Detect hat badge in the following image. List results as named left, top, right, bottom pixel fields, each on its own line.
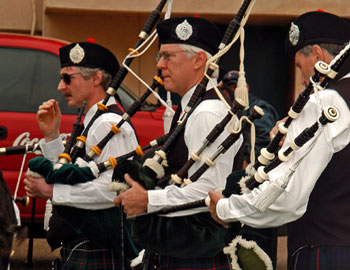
left=175, top=19, right=193, bottom=41
left=289, top=22, right=300, bottom=46
left=69, top=43, right=85, bottom=64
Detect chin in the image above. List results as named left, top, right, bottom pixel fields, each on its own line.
left=67, top=101, right=77, bottom=108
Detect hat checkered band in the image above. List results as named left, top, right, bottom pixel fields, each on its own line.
left=289, top=22, right=300, bottom=46
left=175, top=19, right=193, bottom=41
left=69, top=43, right=85, bottom=64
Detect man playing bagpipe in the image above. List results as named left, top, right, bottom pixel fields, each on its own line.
left=208, top=10, right=350, bottom=270
left=114, top=16, right=243, bottom=270
left=24, top=41, right=139, bottom=269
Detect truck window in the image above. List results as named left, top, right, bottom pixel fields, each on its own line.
left=0, top=47, right=76, bottom=114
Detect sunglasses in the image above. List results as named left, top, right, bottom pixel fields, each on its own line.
left=60, top=72, right=81, bottom=85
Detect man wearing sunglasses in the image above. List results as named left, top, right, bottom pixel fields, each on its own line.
left=24, top=41, right=139, bottom=269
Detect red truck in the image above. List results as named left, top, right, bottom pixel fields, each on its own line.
left=0, top=32, right=166, bottom=225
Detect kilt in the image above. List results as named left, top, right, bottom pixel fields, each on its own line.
left=60, top=240, right=124, bottom=270
left=143, top=251, right=232, bottom=270
left=288, top=245, right=350, bottom=270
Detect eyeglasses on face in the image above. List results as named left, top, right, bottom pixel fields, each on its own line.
left=60, top=72, right=81, bottom=85
left=155, top=50, right=185, bottom=62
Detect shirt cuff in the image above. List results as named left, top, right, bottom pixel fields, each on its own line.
left=39, top=137, right=64, bottom=160
left=216, top=198, right=232, bottom=222
left=147, top=189, right=168, bottom=212
left=52, top=183, right=71, bottom=205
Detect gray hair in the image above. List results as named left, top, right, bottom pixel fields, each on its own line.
left=78, top=67, right=113, bottom=90
left=178, top=44, right=219, bottom=78
left=298, top=43, right=345, bottom=57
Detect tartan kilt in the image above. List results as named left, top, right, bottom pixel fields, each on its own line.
left=61, top=240, right=126, bottom=270
left=288, top=245, right=350, bottom=270
left=149, top=251, right=232, bottom=270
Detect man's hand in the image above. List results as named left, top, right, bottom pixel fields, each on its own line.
left=269, top=116, right=288, bottom=147
left=23, top=173, right=53, bottom=200
left=208, top=190, right=228, bottom=228
left=37, top=99, right=61, bottom=142
left=114, top=174, right=148, bottom=216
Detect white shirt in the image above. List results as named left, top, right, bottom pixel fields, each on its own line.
left=216, top=86, right=350, bottom=227
left=40, top=97, right=138, bottom=210
left=148, top=83, right=243, bottom=216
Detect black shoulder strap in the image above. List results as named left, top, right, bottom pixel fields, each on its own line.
left=329, top=77, right=350, bottom=108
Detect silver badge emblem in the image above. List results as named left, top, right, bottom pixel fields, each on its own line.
left=175, top=20, right=193, bottom=41
left=289, top=22, right=300, bottom=46
left=69, top=43, right=85, bottom=64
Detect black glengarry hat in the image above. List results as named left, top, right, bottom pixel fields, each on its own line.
left=285, top=10, right=350, bottom=56
left=59, top=41, right=120, bottom=77
left=156, top=16, right=222, bottom=56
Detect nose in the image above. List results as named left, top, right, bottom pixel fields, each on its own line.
left=57, top=79, right=66, bottom=91
left=156, top=57, right=166, bottom=70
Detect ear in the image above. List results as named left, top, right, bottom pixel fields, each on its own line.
left=92, top=71, right=103, bottom=87
left=193, top=51, right=207, bottom=70
left=311, top=45, right=325, bottom=62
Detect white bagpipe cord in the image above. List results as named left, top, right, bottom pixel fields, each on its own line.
left=13, top=136, right=30, bottom=201
left=204, top=0, right=256, bottom=87
left=206, top=13, right=257, bottom=164
left=205, top=0, right=254, bottom=129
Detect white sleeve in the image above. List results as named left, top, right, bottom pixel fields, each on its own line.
left=216, top=90, right=350, bottom=227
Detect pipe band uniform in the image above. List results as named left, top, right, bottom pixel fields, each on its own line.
left=25, top=40, right=141, bottom=269
left=210, top=10, right=350, bottom=270
left=111, top=9, right=260, bottom=269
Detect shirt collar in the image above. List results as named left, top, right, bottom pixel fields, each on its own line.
left=180, top=79, right=217, bottom=113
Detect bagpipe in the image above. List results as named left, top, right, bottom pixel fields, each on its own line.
left=173, top=105, right=263, bottom=187
left=223, top=41, right=350, bottom=197
left=110, top=0, right=256, bottom=191
left=169, top=96, right=248, bottom=186
left=133, top=104, right=339, bottom=215
left=0, top=143, right=42, bottom=156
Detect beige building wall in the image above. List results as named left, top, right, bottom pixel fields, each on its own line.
left=1, top=0, right=349, bottom=102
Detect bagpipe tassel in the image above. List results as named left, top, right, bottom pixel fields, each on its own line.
left=252, top=175, right=289, bottom=212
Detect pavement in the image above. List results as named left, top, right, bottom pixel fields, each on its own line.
left=10, top=238, right=60, bottom=270
left=9, top=237, right=288, bottom=270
